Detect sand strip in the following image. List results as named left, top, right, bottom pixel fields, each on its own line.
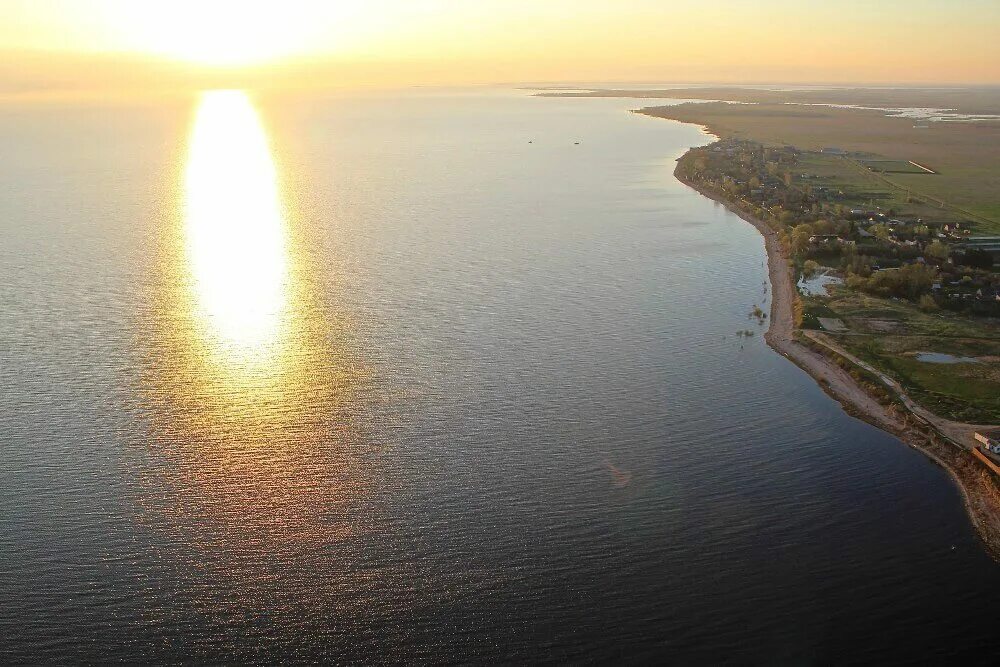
left=674, top=160, right=1000, bottom=559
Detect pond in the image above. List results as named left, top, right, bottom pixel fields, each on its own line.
left=915, top=352, right=981, bottom=364
left=797, top=269, right=843, bottom=296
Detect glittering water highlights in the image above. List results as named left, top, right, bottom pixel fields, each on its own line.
left=135, top=91, right=373, bottom=587
left=1, top=88, right=998, bottom=664
left=183, top=90, right=289, bottom=356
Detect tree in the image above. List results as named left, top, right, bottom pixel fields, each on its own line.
left=846, top=273, right=868, bottom=290
left=870, top=223, right=891, bottom=241
left=791, top=224, right=813, bottom=255
left=802, top=260, right=820, bottom=278
left=846, top=253, right=877, bottom=277
left=812, top=219, right=833, bottom=235
left=925, top=240, right=950, bottom=261
left=851, top=263, right=938, bottom=300
left=918, top=294, right=939, bottom=312
left=898, top=263, right=939, bottom=299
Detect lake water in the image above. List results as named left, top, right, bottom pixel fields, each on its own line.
left=1, top=88, right=998, bottom=663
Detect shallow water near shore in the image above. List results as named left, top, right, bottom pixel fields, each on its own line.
left=1, top=88, right=998, bottom=663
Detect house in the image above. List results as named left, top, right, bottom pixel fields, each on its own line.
left=975, top=287, right=1000, bottom=302
left=809, top=234, right=842, bottom=245
left=975, top=429, right=1000, bottom=456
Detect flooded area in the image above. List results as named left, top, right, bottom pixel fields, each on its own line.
left=797, top=268, right=843, bottom=296
left=915, top=352, right=981, bottom=364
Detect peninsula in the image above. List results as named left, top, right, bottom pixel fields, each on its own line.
left=548, top=88, right=1000, bottom=555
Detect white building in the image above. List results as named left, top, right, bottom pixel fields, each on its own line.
left=974, top=430, right=1000, bottom=455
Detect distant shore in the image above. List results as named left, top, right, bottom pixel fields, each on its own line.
left=671, top=147, right=1000, bottom=560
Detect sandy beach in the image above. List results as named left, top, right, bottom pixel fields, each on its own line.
left=674, top=158, right=1000, bottom=559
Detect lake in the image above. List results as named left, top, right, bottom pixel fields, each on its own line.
left=1, top=87, right=997, bottom=663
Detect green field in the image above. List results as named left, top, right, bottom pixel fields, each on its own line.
left=626, top=91, right=1000, bottom=421
left=639, top=101, right=1000, bottom=231
left=811, top=289, right=1000, bottom=423
left=795, top=153, right=964, bottom=222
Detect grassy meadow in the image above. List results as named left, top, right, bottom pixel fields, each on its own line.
left=806, top=289, right=1000, bottom=423
left=640, top=102, right=1000, bottom=230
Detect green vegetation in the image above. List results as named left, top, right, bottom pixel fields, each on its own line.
left=807, top=288, right=1000, bottom=423
left=846, top=263, right=938, bottom=300
left=675, top=136, right=1000, bottom=424
left=675, top=138, right=999, bottom=316
left=801, top=299, right=838, bottom=330
left=794, top=153, right=964, bottom=223
left=644, top=101, right=1000, bottom=230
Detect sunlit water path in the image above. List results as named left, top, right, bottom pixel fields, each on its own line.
left=1, top=88, right=998, bottom=663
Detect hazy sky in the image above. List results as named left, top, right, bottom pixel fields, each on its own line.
left=2, top=0, right=998, bottom=97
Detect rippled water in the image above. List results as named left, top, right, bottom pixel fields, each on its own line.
left=1, top=88, right=998, bottom=663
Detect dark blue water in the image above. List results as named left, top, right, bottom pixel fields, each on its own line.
left=1, top=88, right=997, bottom=663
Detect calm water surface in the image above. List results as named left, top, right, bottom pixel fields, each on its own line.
left=1, top=88, right=998, bottom=663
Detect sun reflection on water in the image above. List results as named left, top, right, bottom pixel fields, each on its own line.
left=136, top=90, right=377, bottom=588
left=184, top=90, right=288, bottom=360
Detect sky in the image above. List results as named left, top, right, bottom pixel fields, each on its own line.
left=1, top=0, right=999, bottom=98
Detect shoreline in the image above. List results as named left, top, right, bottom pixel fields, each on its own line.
left=672, top=156, right=1000, bottom=560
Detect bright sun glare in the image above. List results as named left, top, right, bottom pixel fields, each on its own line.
left=184, top=90, right=288, bottom=353
left=123, top=1, right=325, bottom=66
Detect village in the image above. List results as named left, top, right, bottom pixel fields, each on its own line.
left=678, top=137, right=1000, bottom=474
left=679, top=139, right=1000, bottom=314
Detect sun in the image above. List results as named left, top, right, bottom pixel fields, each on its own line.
left=120, top=0, right=322, bottom=66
